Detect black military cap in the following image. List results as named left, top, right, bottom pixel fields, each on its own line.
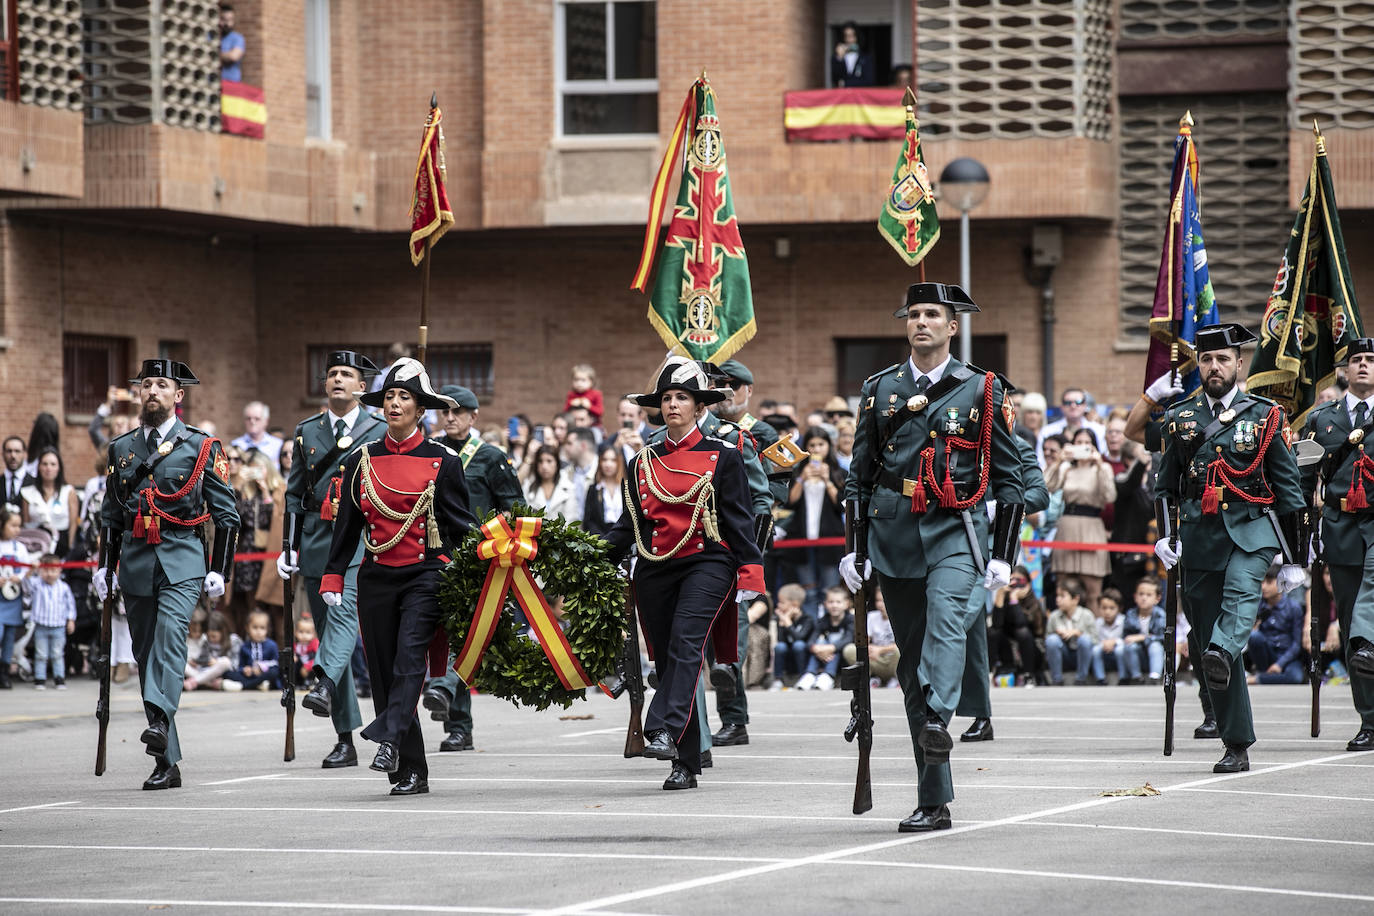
left=440, top=384, right=480, bottom=410
left=1338, top=338, right=1374, bottom=366
left=129, top=358, right=198, bottom=386
left=322, top=350, right=380, bottom=379
left=1194, top=323, right=1258, bottom=354
left=893, top=282, right=980, bottom=318
left=698, top=361, right=733, bottom=385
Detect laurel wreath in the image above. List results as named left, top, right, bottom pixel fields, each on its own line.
left=436, top=505, right=625, bottom=711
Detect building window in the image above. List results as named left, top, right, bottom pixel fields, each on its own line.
left=304, top=0, right=331, bottom=140
left=555, top=1, right=657, bottom=136
left=64, top=334, right=131, bottom=416
left=306, top=344, right=494, bottom=400
left=835, top=337, right=908, bottom=398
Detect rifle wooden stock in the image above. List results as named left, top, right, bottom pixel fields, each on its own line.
left=623, top=582, right=645, bottom=758
left=1157, top=504, right=1180, bottom=758
left=94, top=531, right=117, bottom=776
left=843, top=503, right=874, bottom=815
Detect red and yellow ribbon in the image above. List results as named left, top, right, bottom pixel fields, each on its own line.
left=452, top=516, right=593, bottom=691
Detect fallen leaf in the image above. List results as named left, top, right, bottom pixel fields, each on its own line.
left=560, top=714, right=595, bottom=720
left=976, top=767, right=988, bottom=771
left=1099, top=782, right=1160, bottom=797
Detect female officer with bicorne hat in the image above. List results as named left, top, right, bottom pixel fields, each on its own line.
left=604, top=359, right=765, bottom=790
left=321, top=358, right=475, bottom=795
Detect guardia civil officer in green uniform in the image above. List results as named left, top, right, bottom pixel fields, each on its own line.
left=841, top=282, right=1025, bottom=831
left=1153, top=323, right=1307, bottom=773
left=1298, top=337, right=1374, bottom=752
left=277, top=350, right=387, bottom=768
left=421, top=384, right=522, bottom=752
left=95, top=359, right=239, bottom=790
left=957, top=432, right=1049, bottom=741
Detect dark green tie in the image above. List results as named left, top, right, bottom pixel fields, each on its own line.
left=335, top=418, right=348, bottom=440
left=915, top=375, right=930, bottom=394
left=1211, top=401, right=1222, bottom=421
left=1356, top=402, right=1369, bottom=429
left=147, top=428, right=160, bottom=453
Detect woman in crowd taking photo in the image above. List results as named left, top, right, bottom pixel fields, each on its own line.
left=782, top=427, right=847, bottom=614
left=1045, top=427, right=1115, bottom=612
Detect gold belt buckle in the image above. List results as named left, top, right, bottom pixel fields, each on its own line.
left=901, top=478, right=917, bottom=497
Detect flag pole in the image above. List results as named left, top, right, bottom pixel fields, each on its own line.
left=417, top=90, right=437, bottom=365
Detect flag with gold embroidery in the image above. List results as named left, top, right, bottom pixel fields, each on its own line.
left=878, top=88, right=939, bottom=266
left=631, top=76, right=755, bottom=364
left=1248, top=125, right=1364, bottom=429
left=409, top=98, right=453, bottom=266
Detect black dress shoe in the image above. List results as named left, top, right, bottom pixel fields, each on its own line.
left=917, top=717, right=953, bottom=763
left=709, top=663, right=736, bottom=700
left=321, top=742, right=358, bottom=768
left=1193, top=716, right=1219, bottom=739
left=662, top=762, right=698, bottom=790
left=701, top=749, right=713, bottom=769
left=711, top=723, right=749, bottom=746
left=898, top=804, right=951, bottom=832
left=960, top=718, right=994, bottom=742
left=1201, top=648, right=1233, bottom=690
left=1351, top=645, right=1374, bottom=679
left=389, top=771, right=430, bottom=796
left=370, top=741, right=400, bottom=773
left=643, top=730, right=679, bottom=761
left=439, top=730, right=473, bottom=752
left=302, top=681, right=333, bottom=718
left=1347, top=728, right=1374, bottom=752
left=1213, top=745, right=1250, bottom=773
left=142, top=760, right=181, bottom=790
left=140, top=717, right=169, bottom=755
left=422, top=684, right=453, bottom=721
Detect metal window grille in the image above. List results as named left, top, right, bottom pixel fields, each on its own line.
left=306, top=344, right=494, bottom=401
left=63, top=333, right=130, bottom=416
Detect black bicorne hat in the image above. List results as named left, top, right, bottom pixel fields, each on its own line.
left=1194, top=323, right=1258, bottom=354
left=633, top=360, right=728, bottom=409
left=129, top=358, right=198, bottom=386
left=1338, top=337, right=1374, bottom=367
left=893, top=282, right=980, bottom=318
left=359, top=358, right=457, bottom=411
left=322, top=350, right=380, bottom=379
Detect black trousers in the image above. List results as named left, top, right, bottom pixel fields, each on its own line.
left=357, top=561, right=443, bottom=781
left=634, top=552, right=735, bottom=775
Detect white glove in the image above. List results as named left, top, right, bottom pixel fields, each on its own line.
left=1278, top=564, right=1307, bottom=595
left=1154, top=537, right=1179, bottom=571
left=275, top=549, right=299, bottom=580
left=983, top=559, right=1012, bottom=591
left=1145, top=369, right=1185, bottom=406
left=203, top=571, right=225, bottom=599
left=839, top=552, right=872, bottom=593
left=93, top=568, right=116, bottom=602
left=737, top=589, right=761, bottom=604
left=322, top=591, right=343, bottom=607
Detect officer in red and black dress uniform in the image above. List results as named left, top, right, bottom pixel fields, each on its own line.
left=321, top=358, right=475, bottom=796
left=604, top=361, right=765, bottom=790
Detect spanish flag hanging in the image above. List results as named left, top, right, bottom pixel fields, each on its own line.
left=408, top=95, right=454, bottom=266
left=878, top=88, right=939, bottom=266
left=631, top=74, right=756, bottom=364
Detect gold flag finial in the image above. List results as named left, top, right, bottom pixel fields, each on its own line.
left=1180, top=110, right=1194, bottom=130
left=903, top=86, right=916, bottom=111
left=1314, top=119, right=1327, bottom=156
left=700, top=68, right=707, bottom=83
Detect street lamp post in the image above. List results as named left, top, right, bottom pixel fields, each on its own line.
left=938, top=157, right=990, bottom=364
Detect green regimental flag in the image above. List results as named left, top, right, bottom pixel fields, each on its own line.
left=630, top=76, right=755, bottom=363
left=1248, top=125, right=1365, bottom=430
left=878, top=88, right=940, bottom=265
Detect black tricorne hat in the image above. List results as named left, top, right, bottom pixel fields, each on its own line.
left=1194, top=323, right=1258, bottom=354
left=1337, top=338, right=1374, bottom=367
left=322, top=350, right=380, bottom=379
left=633, top=360, right=728, bottom=409
left=359, top=358, right=457, bottom=411
left=130, top=358, right=198, bottom=386
left=893, top=282, right=980, bottom=318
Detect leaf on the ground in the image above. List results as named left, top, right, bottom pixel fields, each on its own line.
left=1099, top=782, right=1160, bottom=797
left=976, top=767, right=988, bottom=771
left=559, top=714, right=595, bottom=720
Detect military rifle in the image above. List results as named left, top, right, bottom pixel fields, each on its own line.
left=94, top=530, right=119, bottom=776
left=280, top=513, right=304, bottom=763
left=621, top=581, right=646, bottom=758
left=1308, top=514, right=1326, bottom=738
left=840, top=500, right=874, bottom=815
left=1155, top=499, right=1179, bottom=757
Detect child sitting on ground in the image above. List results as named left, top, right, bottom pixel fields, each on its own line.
left=797, top=585, right=855, bottom=690
left=1123, top=578, right=1167, bottom=683
left=563, top=363, right=604, bottom=427
left=28, top=554, right=75, bottom=690
left=1091, top=588, right=1135, bottom=685
left=185, top=611, right=242, bottom=691
left=768, top=584, right=815, bottom=689
left=294, top=614, right=319, bottom=685
left=225, top=609, right=280, bottom=691
left=1045, top=577, right=1097, bottom=685
left=842, top=584, right=899, bottom=687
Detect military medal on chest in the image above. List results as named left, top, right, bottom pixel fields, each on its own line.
left=943, top=407, right=961, bottom=435
left=1234, top=420, right=1256, bottom=453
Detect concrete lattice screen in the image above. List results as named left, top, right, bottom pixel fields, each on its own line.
left=915, top=0, right=1113, bottom=140
left=15, top=0, right=84, bottom=110
left=82, top=0, right=221, bottom=131
left=1119, top=0, right=1285, bottom=40
left=1291, top=0, right=1374, bottom=129
left=1117, top=95, right=1290, bottom=348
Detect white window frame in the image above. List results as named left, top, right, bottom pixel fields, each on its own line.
left=304, top=0, right=332, bottom=141
left=553, top=0, right=658, bottom=140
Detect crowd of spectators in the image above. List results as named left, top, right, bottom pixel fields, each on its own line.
left=0, top=365, right=1347, bottom=699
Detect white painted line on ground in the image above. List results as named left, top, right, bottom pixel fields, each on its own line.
left=1178, top=787, right=1374, bottom=803
left=41, top=804, right=890, bottom=824
left=557, top=726, right=624, bottom=738
left=461, top=751, right=1206, bottom=765
left=0, top=801, right=77, bottom=816
left=1023, top=820, right=1374, bottom=849
left=532, top=749, right=1358, bottom=916
left=1312, top=760, right=1374, bottom=767
left=734, top=732, right=1350, bottom=745
left=837, top=858, right=1374, bottom=903
left=201, top=773, right=288, bottom=786
left=0, top=898, right=641, bottom=915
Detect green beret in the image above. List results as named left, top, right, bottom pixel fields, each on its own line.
left=718, top=359, right=753, bottom=385
left=439, top=385, right=479, bottom=409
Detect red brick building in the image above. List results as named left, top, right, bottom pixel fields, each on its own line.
left=1, top=0, right=1372, bottom=477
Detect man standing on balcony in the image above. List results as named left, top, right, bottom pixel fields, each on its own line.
left=831, top=22, right=876, bottom=88
left=219, top=3, right=245, bottom=83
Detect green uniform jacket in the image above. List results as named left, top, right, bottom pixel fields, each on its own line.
left=1019, top=436, right=1050, bottom=516
left=101, top=421, right=240, bottom=594
left=286, top=410, right=388, bottom=579
left=1300, top=398, right=1374, bottom=566
left=736, top=412, right=788, bottom=505
left=441, top=434, right=522, bottom=520
left=649, top=412, right=772, bottom=516
left=1155, top=391, right=1305, bottom=571
left=844, top=358, right=1024, bottom=579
